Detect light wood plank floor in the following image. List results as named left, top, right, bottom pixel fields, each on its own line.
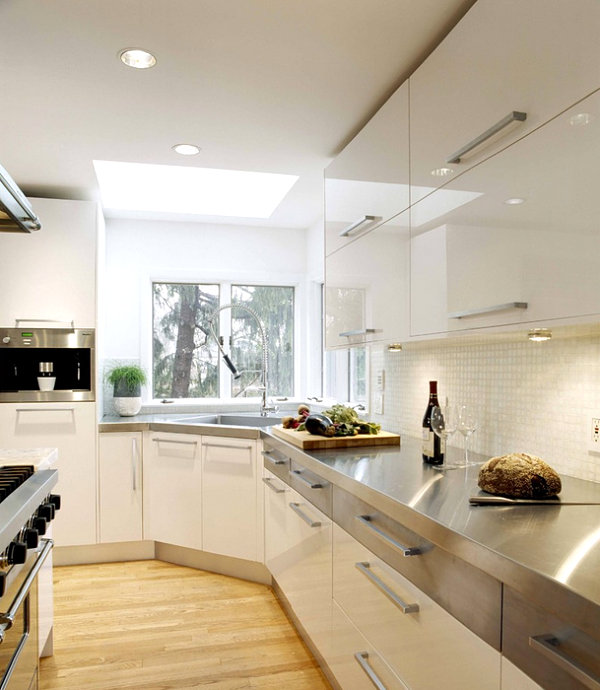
left=39, top=560, right=331, bottom=689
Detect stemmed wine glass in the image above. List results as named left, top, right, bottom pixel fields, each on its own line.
left=430, top=404, right=459, bottom=469
left=457, top=405, right=478, bottom=466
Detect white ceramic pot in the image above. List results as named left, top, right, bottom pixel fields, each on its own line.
left=113, top=396, right=142, bottom=417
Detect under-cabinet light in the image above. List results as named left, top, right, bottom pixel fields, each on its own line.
left=527, top=329, right=552, bottom=342
left=387, top=343, right=403, bottom=351
left=430, top=167, right=454, bottom=177
left=569, top=113, right=594, bottom=127
left=172, top=144, right=201, bottom=156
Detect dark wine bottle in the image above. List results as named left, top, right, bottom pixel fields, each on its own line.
left=422, top=380, right=444, bottom=465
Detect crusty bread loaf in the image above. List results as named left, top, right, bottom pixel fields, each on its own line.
left=478, top=452, right=561, bottom=499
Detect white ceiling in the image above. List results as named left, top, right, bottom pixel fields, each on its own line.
left=0, top=0, right=474, bottom=228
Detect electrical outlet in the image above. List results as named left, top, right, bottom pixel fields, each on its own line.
left=376, top=369, right=385, bottom=392
left=589, top=417, right=600, bottom=453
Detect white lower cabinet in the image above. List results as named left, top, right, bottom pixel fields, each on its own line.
left=0, top=402, right=97, bottom=546
left=143, top=431, right=202, bottom=550
left=263, top=468, right=332, bottom=657
left=501, top=659, right=544, bottom=690
left=98, top=432, right=143, bottom=543
left=332, top=524, right=501, bottom=690
left=201, top=436, right=261, bottom=562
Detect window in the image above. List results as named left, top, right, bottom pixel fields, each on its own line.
left=152, top=282, right=294, bottom=400
left=324, top=347, right=368, bottom=405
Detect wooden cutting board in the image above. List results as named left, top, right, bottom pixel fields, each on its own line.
left=271, top=425, right=401, bottom=450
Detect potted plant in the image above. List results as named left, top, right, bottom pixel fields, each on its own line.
left=106, top=364, right=147, bottom=417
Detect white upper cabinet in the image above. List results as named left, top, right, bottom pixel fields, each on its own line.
left=411, top=89, right=600, bottom=336
left=325, top=82, right=409, bottom=256
left=410, top=0, right=600, bottom=203
left=0, top=198, right=100, bottom=328
left=325, top=211, right=410, bottom=349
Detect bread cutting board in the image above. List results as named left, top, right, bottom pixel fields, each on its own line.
left=271, top=425, right=401, bottom=450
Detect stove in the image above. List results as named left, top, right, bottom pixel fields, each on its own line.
left=0, top=461, right=58, bottom=689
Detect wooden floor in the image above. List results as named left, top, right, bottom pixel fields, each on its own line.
left=39, top=560, right=331, bottom=689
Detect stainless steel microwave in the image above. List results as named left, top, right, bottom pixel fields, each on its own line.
left=0, top=328, right=95, bottom=402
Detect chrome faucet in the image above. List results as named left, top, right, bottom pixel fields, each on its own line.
left=208, top=303, right=278, bottom=416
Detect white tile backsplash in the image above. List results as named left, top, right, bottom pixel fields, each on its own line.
left=369, top=326, right=600, bottom=482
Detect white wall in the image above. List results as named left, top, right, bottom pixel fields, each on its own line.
left=102, top=217, right=315, bottom=398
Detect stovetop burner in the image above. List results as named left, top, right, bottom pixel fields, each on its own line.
left=0, top=466, right=35, bottom=503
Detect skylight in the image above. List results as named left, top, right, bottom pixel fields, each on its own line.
left=93, top=160, right=299, bottom=218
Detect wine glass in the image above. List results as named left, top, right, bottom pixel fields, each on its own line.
left=458, top=405, right=478, bottom=466
left=430, top=405, right=458, bottom=468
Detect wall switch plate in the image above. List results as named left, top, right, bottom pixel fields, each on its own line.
left=589, top=416, right=600, bottom=453
left=376, top=370, right=385, bottom=392
left=374, top=393, right=384, bottom=415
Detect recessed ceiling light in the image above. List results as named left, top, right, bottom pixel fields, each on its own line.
left=528, top=328, right=552, bottom=342
left=569, top=112, right=594, bottom=127
left=430, top=167, right=454, bottom=177
left=119, top=48, right=157, bottom=69
left=504, top=197, right=526, bottom=205
left=172, top=144, right=201, bottom=156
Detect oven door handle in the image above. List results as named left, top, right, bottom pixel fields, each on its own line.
left=0, top=538, right=53, bottom=640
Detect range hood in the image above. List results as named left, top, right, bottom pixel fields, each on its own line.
left=0, top=162, right=41, bottom=233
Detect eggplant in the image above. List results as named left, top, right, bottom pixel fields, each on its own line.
left=304, top=414, right=334, bottom=436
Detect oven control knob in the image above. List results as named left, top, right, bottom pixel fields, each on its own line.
left=7, top=540, right=27, bottom=565
left=38, top=503, right=54, bottom=522
left=49, top=494, right=61, bottom=511
left=1, top=336, right=10, bottom=344
left=23, top=528, right=39, bottom=549
left=33, top=517, right=47, bottom=536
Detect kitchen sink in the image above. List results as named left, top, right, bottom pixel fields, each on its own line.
left=171, top=413, right=283, bottom=428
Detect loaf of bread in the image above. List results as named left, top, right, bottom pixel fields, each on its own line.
left=478, top=452, right=562, bottom=499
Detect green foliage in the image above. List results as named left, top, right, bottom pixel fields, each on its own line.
left=106, top=365, right=147, bottom=390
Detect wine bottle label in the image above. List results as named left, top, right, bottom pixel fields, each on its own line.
left=422, top=428, right=434, bottom=456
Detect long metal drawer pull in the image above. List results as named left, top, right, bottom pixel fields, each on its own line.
left=355, top=562, right=419, bottom=614
left=261, top=450, right=287, bottom=465
left=354, top=652, right=387, bottom=690
left=529, top=634, right=600, bottom=689
left=131, top=437, right=137, bottom=491
left=262, top=477, right=286, bottom=494
left=16, top=407, right=75, bottom=413
left=152, top=437, right=197, bottom=446
left=15, top=318, right=75, bottom=328
left=289, top=502, right=321, bottom=527
left=0, top=538, right=54, bottom=639
left=202, top=442, right=253, bottom=450
left=356, top=515, right=421, bottom=557
left=339, top=328, right=377, bottom=337
left=291, top=469, right=323, bottom=489
left=447, top=111, right=527, bottom=164
left=339, top=215, right=382, bottom=238
left=448, top=301, right=528, bottom=319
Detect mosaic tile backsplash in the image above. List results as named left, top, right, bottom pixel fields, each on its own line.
left=369, top=327, right=600, bottom=483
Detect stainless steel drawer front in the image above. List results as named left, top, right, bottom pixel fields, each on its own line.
left=289, top=460, right=332, bottom=517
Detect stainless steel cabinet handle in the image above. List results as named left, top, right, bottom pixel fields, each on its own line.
left=15, top=318, right=75, bottom=328
left=291, top=469, right=323, bottom=489
left=339, top=215, right=382, bottom=238
left=447, top=111, right=527, bottom=164
left=355, top=562, right=419, bottom=614
left=262, top=477, right=286, bottom=494
left=529, top=635, right=600, bottom=689
left=289, top=502, right=321, bottom=527
left=356, top=515, right=421, bottom=556
left=131, top=437, right=138, bottom=492
left=339, top=328, right=377, bottom=337
left=152, top=437, right=197, bottom=446
left=16, top=407, right=75, bottom=413
left=202, top=442, right=253, bottom=450
left=354, top=652, right=387, bottom=690
left=0, top=538, right=54, bottom=638
left=261, top=450, right=287, bottom=465
left=448, top=301, right=528, bottom=319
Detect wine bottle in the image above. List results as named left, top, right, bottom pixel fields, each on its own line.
left=422, top=380, right=444, bottom=465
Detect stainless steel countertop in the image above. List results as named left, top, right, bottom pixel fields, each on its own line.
left=98, top=414, right=600, bottom=629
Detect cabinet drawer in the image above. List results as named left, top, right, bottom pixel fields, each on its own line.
left=261, top=442, right=290, bottom=481
left=334, top=524, right=500, bottom=690
left=410, top=0, right=600, bottom=200
left=288, top=459, right=332, bottom=518
left=503, top=586, right=600, bottom=690
left=333, top=486, right=502, bottom=649
left=330, top=601, right=408, bottom=690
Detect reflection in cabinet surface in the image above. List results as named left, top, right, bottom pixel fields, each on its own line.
left=411, top=89, right=600, bottom=336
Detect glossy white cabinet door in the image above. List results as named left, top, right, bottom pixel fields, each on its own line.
left=501, top=659, right=544, bottom=690
left=329, top=601, right=408, bottom=690
left=411, top=90, right=600, bottom=336
left=0, top=402, right=97, bottom=545
left=142, top=431, right=202, bottom=550
left=325, top=211, right=410, bottom=349
left=98, top=432, right=143, bottom=543
left=263, top=468, right=294, bottom=570
left=201, top=436, right=261, bottom=562
left=333, top=525, right=501, bottom=690
left=325, top=82, right=409, bottom=256
left=410, top=0, right=600, bottom=201
left=0, top=198, right=99, bottom=327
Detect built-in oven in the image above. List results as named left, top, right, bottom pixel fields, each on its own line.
left=0, top=326, right=95, bottom=402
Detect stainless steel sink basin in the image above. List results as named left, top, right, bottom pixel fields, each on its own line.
left=170, top=413, right=283, bottom=428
